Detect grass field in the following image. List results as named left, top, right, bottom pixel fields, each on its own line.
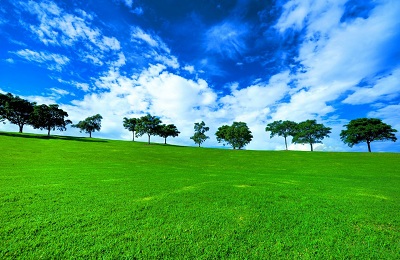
left=0, top=132, right=399, bottom=259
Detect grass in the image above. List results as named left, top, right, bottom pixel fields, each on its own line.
left=0, top=131, right=399, bottom=259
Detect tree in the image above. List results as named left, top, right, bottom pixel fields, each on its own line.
left=292, top=119, right=331, bottom=151
left=215, top=122, right=253, bottom=150
left=265, top=120, right=298, bottom=150
left=158, top=124, right=180, bottom=144
left=0, top=93, right=35, bottom=133
left=190, top=121, right=209, bottom=147
left=0, top=93, right=9, bottom=123
left=135, top=114, right=162, bottom=144
left=340, top=118, right=397, bottom=152
left=72, top=114, right=103, bottom=138
left=30, top=104, right=72, bottom=136
left=123, top=117, right=139, bottom=141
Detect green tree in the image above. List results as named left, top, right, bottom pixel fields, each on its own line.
left=135, top=114, right=162, bottom=144
left=30, top=104, right=72, bottom=136
left=265, top=120, right=298, bottom=150
left=0, top=93, right=9, bottom=123
left=292, top=119, right=331, bottom=151
left=72, top=114, right=103, bottom=138
left=340, top=118, right=397, bottom=152
left=216, top=122, right=253, bottom=150
left=123, top=117, right=139, bottom=141
left=159, top=124, right=180, bottom=144
left=0, top=93, right=35, bottom=133
left=190, top=121, right=209, bottom=147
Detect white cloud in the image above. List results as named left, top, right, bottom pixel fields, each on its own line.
left=131, top=26, right=170, bottom=53
left=11, top=49, right=69, bottom=71
left=368, top=104, right=400, bottom=132
left=57, top=78, right=91, bottom=92
left=183, top=65, right=195, bottom=74
left=205, top=20, right=249, bottom=59
left=343, top=68, right=400, bottom=105
left=16, top=1, right=122, bottom=65
left=271, top=0, right=400, bottom=123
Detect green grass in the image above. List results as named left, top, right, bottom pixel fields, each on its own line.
left=1, top=132, right=399, bottom=259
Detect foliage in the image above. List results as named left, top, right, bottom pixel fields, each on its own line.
left=30, top=104, right=72, bottom=136
left=1, top=133, right=399, bottom=259
left=123, top=117, right=139, bottom=141
left=0, top=93, right=35, bottom=132
left=265, top=120, right=298, bottom=150
left=292, top=119, right=331, bottom=151
left=216, top=122, right=253, bottom=149
left=190, top=121, right=209, bottom=147
left=158, top=124, right=180, bottom=144
left=340, top=118, right=397, bottom=152
left=73, top=114, right=103, bottom=138
left=135, top=114, right=162, bottom=144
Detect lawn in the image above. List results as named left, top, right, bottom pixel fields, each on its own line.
left=0, top=132, right=399, bottom=259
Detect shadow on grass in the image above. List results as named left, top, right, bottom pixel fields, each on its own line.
left=0, top=131, right=108, bottom=143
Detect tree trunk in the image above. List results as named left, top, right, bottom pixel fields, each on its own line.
left=89, top=131, right=92, bottom=138
left=367, top=141, right=371, bottom=152
left=19, top=125, right=23, bottom=133
left=198, top=143, right=201, bottom=147
left=47, top=127, right=51, bottom=136
left=132, top=132, right=135, bottom=141
left=284, top=137, right=288, bottom=150
left=164, top=138, right=167, bottom=144
left=310, top=143, right=313, bottom=152
left=148, top=134, right=150, bottom=144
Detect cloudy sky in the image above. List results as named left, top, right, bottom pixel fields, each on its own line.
left=0, top=0, right=399, bottom=152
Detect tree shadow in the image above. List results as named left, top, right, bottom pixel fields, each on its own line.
left=0, top=132, right=108, bottom=143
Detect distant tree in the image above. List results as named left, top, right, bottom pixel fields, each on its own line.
left=292, top=119, right=331, bottom=151
left=190, top=121, right=209, bottom=147
left=340, top=118, right=397, bottom=152
left=123, top=117, right=139, bottom=141
left=158, top=124, right=180, bottom=144
left=30, top=104, right=72, bottom=136
left=0, top=93, right=35, bottom=133
left=216, top=122, right=253, bottom=150
left=265, top=120, right=298, bottom=150
left=135, top=114, right=162, bottom=144
left=72, top=114, right=103, bottom=138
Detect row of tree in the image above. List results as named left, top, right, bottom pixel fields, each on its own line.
left=265, top=119, right=397, bottom=152
left=0, top=93, right=103, bottom=137
left=1, top=93, right=397, bottom=152
left=123, top=114, right=180, bottom=144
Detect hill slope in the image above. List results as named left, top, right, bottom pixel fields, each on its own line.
left=1, top=132, right=399, bottom=258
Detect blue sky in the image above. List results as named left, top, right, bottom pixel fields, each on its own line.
left=0, top=0, right=399, bottom=152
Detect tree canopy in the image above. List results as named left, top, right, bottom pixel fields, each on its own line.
left=135, top=114, right=162, bottom=144
left=292, top=120, right=331, bottom=151
left=216, top=122, right=253, bottom=149
left=190, top=121, right=209, bottom=147
left=73, top=114, right=103, bottom=138
left=265, top=120, right=297, bottom=150
left=340, top=118, right=397, bottom=152
left=0, top=93, right=35, bottom=133
left=123, top=117, right=139, bottom=141
left=158, top=124, right=180, bottom=144
left=30, top=104, right=72, bottom=136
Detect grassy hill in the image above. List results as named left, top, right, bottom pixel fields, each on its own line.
left=1, top=132, right=399, bottom=259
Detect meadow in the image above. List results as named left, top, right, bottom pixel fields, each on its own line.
left=0, top=132, right=399, bottom=259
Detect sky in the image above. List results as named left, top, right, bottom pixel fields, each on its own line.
left=0, top=0, right=399, bottom=152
